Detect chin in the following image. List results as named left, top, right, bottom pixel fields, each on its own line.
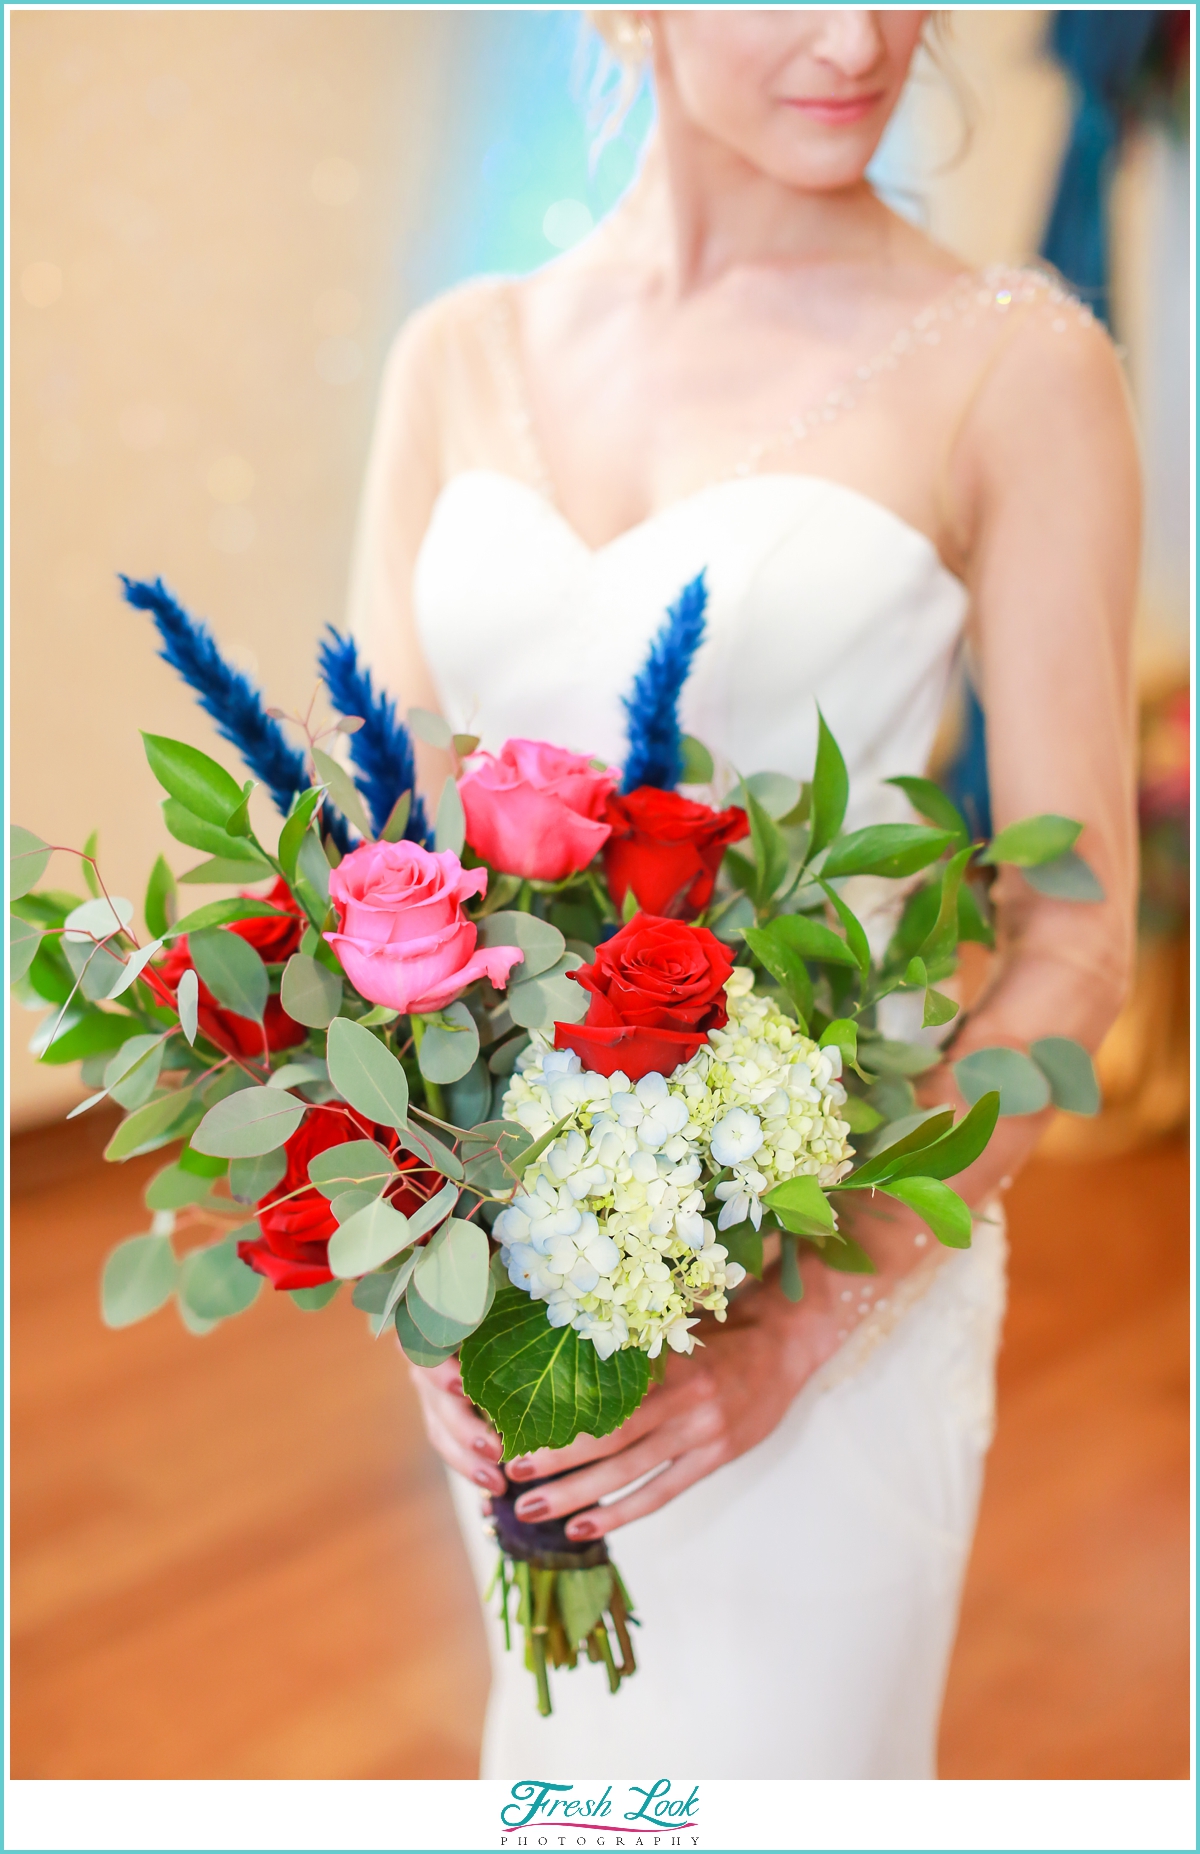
left=763, top=135, right=881, bottom=195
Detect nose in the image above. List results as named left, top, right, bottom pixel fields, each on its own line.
left=810, top=9, right=887, bottom=80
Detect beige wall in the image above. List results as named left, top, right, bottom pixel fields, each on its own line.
left=10, top=9, right=444, bottom=1124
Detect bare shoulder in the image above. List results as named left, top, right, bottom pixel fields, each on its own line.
left=976, top=269, right=1132, bottom=431
left=379, top=275, right=509, bottom=395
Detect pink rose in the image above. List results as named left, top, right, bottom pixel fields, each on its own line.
left=459, top=739, right=616, bottom=882
left=324, top=840, right=523, bottom=1015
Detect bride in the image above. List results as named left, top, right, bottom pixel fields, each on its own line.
left=349, top=10, right=1137, bottom=1778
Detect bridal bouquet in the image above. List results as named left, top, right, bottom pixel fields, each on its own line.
left=10, top=572, right=1103, bottom=1715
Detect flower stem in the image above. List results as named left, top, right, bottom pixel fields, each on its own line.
left=409, top=1014, right=447, bottom=1120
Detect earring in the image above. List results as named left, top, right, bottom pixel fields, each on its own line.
left=613, top=11, right=653, bottom=62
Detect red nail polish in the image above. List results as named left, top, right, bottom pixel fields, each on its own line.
left=473, top=1436, right=496, bottom=1455
left=566, top=1519, right=594, bottom=1540
left=508, top=1460, right=536, bottom=1481
left=515, top=1496, right=549, bottom=1521
left=474, top=1468, right=498, bottom=1489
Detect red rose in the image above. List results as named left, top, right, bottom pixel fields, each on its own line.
left=154, top=877, right=307, bottom=1057
left=602, top=787, right=748, bottom=919
left=237, top=1105, right=444, bottom=1291
left=554, top=913, right=735, bottom=1081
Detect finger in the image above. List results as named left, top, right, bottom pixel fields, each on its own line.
left=423, top=1407, right=508, bottom=1494
left=412, top=1373, right=503, bottom=1460
left=512, top=1418, right=696, bottom=1523
left=562, top=1445, right=724, bottom=1541
left=505, top=1380, right=700, bottom=1480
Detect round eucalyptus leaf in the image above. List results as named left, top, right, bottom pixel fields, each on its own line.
left=435, top=777, right=466, bottom=856
left=101, top=1233, right=177, bottom=1328
left=394, top=1297, right=459, bottom=1368
left=413, top=1216, right=490, bottom=1325
left=1030, top=1036, right=1101, bottom=1116
left=330, top=1186, right=384, bottom=1224
left=104, top=1034, right=165, bottom=1109
left=11, top=826, right=52, bottom=901
left=507, top=954, right=587, bottom=1031
left=145, top=1162, right=215, bottom=1212
left=416, top=1002, right=480, bottom=1085
left=326, top=1016, right=409, bottom=1131
left=228, top=1148, right=288, bottom=1205
left=177, top=966, right=199, bottom=1045
left=190, top=1087, right=306, bottom=1158
left=406, top=1279, right=479, bottom=1350
left=10, top=913, right=42, bottom=983
left=954, top=1046, right=1051, bottom=1118
left=180, top=1238, right=262, bottom=1320
left=62, top=895, right=135, bottom=945
left=445, top=1055, right=493, bottom=1128
left=281, top=953, right=342, bottom=1029
left=406, top=706, right=454, bottom=750
left=476, top=911, right=564, bottom=979
left=189, top=927, right=269, bottom=1025
left=327, top=1196, right=412, bottom=1278
left=307, top=1138, right=396, bottom=1197
left=290, top=1281, right=340, bottom=1311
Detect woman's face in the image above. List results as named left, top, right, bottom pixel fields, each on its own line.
left=652, top=9, right=930, bottom=191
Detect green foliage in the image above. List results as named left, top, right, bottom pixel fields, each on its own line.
left=743, top=783, right=789, bottom=907
left=145, top=1161, right=215, bottom=1211
left=718, top=1219, right=763, bottom=1279
left=189, top=928, right=268, bottom=1024
left=165, top=898, right=286, bottom=940
left=762, top=1172, right=836, bottom=1237
left=839, top=1095, right=883, bottom=1134
left=807, top=711, right=849, bottom=858
left=416, top=1002, right=480, bottom=1085
left=460, top=1121, right=536, bottom=1193
left=810, top=1233, right=876, bottom=1273
left=435, top=777, right=466, bottom=856
left=885, top=775, right=969, bottom=844
left=10, top=826, right=52, bottom=900
left=881, top=1176, right=973, bottom=1248
left=477, top=911, right=564, bottom=978
left=104, top=1034, right=165, bottom=1109
left=380, top=792, right=412, bottom=843
left=179, top=1237, right=262, bottom=1320
left=277, top=787, right=326, bottom=879
left=413, top=1217, right=491, bottom=1326
left=312, top=748, right=371, bottom=840
left=228, top=1148, right=287, bottom=1204
left=406, top=706, right=453, bottom=749
left=557, top=1566, right=616, bottom=1648
left=1022, top=850, right=1105, bottom=902
left=163, top=799, right=266, bottom=863
left=741, top=925, right=811, bottom=1024
left=821, top=823, right=954, bottom=881
left=11, top=913, right=42, bottom=983
left=326, top=1017, right=410, bottom=1131
left=779, top=1235, right=804, bottom=1302
left=1029, top=1037, right=1101, bottom=1115
left=280, top=953, right=342, bottom=1029
left=394, top=1297, right=457, bottom=1367
left=678, top=735, right=715, bottom=784
left=327, top=1197, right=412, bottom=1278
left=176, top=967, right=199, bottom=1045
left=101, top=1233, right=178, bottom=1327
left=818, top=882, right=871, bottom=972
left=290, top=1281, right=340, bottom=1311
left=460, top=1285, right=650, bottom=1457
left=954, top=1046, right=1051, bottom=1117
left=307, top=1138, right=396, bottom=1197
left=190, top=1086, right=306, bottom=1158
left=819, top=1018, right=858, bottom=1065
left=982, top=814, right=1082, bottom=868
left=37, top=1009, right=143, bottom=1066
left=508, top=954, right=588, bottom=1031
left=143, top=734, right=244, bottom=828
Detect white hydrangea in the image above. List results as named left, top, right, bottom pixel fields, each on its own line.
left=496, top=970, right=855, bottom=1359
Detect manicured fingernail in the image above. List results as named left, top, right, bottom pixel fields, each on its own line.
left=474, top=1468, right=500, bottom=1490
left=473, top=1435, right=497, bottom=1456
left=507, top=1458, right=537, bottom=1480
left=565, top=1518, right=594, bottom=1540
left=515, top=1496, right=549, bottom=1521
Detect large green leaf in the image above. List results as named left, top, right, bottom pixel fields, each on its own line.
left=228, top=1148, right=288, bottom=1204
left=1030, top=1037, right=1101, bottom=1116
left=180, top=1237, right=263, bottom=1320
left=190, top=1087, right=306, bottom=1158
left=875, top=1092, right=1000, bottom=1184
left=1022, top=850, right=1105, bottom=902
left=807, top=710, right=849, bottom=858
left=459, top=1285, right=650, bottom=1457
left=460, top=1120, right=536, bottom=1193
left=817, top=882, right=871, bottom=973
left=37, top=1010, right=143, bottom=1066
left=413, top=1216, right=491, bottom=1325
left=278, top=788, right=326, bottom=881
left=312, top=749, right=371, bottom=840
left=394, top=1297, right=459, bottom=1368
left=406, top=1279, right=480, bottom=1351
left=179, top=855, right=275, bottom=886
left=101, top=1233, right=178, bottom=1327
left=881, top=1176, right=973, bottom=1248
left=189, top=927, right=268, bottom=1023
left=982, top=814, right=1082, bottom=868
left=743, top=784, right=789, bottom=907
left=846, top=1109, right=956, bottom=1186
left=143, top=734, right=243, bottom=828
left=326, top=1016, right=409, bottom=1130
left=762, top=1172, right=836, bottom=1237
left=144, top=1161, right=215, bottom=1212
left=822, top=824, right=954, bottom=881
left=954, top=1046, right=1051, bottom=1117
left=717, top=1220, right=763, bottom=1280
left=162, top=798, right=266, bottom=862
left=741, top=926, right=811, bottom=1024
left=10, top=826, right=52, bottom=900
left=104, top=1034, right=166, bottom=1109
left=769, top=912, right=859, bottom=967
left=507, top=954, right=588, bottom=1030
left=416, top=1002, right=480, bottom=1085
left=164, top=898, right=286, bottom=940
left=885, top=776, right=969, bottom=844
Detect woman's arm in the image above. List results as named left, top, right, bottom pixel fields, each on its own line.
left=412, top=302, right=1144, bottom=1536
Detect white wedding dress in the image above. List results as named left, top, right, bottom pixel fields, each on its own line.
left=409, top=466, right=1008, bottom=1779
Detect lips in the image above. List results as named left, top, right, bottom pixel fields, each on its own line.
left=783, top=93, right=883, bottom=126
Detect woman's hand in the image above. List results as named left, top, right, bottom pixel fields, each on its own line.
left=408, top=1270, right=847, bottom=1538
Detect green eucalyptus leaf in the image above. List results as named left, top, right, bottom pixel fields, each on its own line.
left=102, top=1088, right=196, bottom=1161
left=808, top=710, right=849, bottom=859
left=394, top=1297, right=459, bottom=1368
left=397, top=1118, right=464, bottom=1181
left=406, top=706, right=454, bottom=750
left=858, top=1036, right=940, bottom=1077
left=476, top=911, right=562, bottom=979
left=290, top=1281, right=340, bottom=1311
left=459, top=1285, right=650, bottom=1457
left=380, top=792, right=412, bottom=844
left=190, top=1087, right=306, bottom=1158
left=822, top=824, right=954, bottom=881
left=278, top=787, right=326, bottom=880
left=435, top=777, right=466, bottom=856
left=1022, top=850, right=1106, bottom=902
left=326, top=1016, right=409, bottom=1130
left=413, top=1216, right=490, bottom=1325
left=38, top=1009, right=144, bottom=1066
left=180, top=1237, right=262, bottom=1320
left=312, top=748, right=371, bottom=841
left=954, top=1046, right=1051, bottom=1117
left=63, top=895, right=134, bottom=944
left=189, top=927, right=269, bottom=1024
left=177, top=967, right=199, bottom=1045
left=11, top=913, right=42, bottom=983
left=327, top=1196, right=412, bottom=1278
left=104, top=1034, right=166, bottom=1109
left=143, top=734, right=243, bottom=828
left=416, top=1002, right=480, bottom=1085
left=406, top=1279, right=479, bottom=1351
left=105, top=937, right=166, bottom=999
left=296, top=831, right=332, bottom=907
left=145, top=1161, right=215, bottom=1211
left=460, top=1120, right=535, bottom=1192
left=1030, top=1036, right=1101, bottom=1116
left=507, top=954, right=587, bottom=1030
left=10, top=826, right=52, bottom=900
left=228, top=1148, right=288, bottom=1204
left=307, top=1139, right=396, bottom=1198
left=280, top=952, right=342, bottom=1029
left=101, top=1233, right=178, bottom=1327
left=731, top=770, right=801, bottom=821
left=445, top=1056, right=494, bottom=1129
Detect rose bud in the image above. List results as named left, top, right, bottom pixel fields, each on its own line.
left=603, top=787, right=748, bottom=919
left=458, top=738, right=615, bottom=881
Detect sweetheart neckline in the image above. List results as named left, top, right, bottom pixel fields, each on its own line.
left=429, top=467, right=968, bottom=591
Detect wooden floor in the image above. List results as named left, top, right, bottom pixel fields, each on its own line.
left=9, top=1112, right=1191, bottom=1778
